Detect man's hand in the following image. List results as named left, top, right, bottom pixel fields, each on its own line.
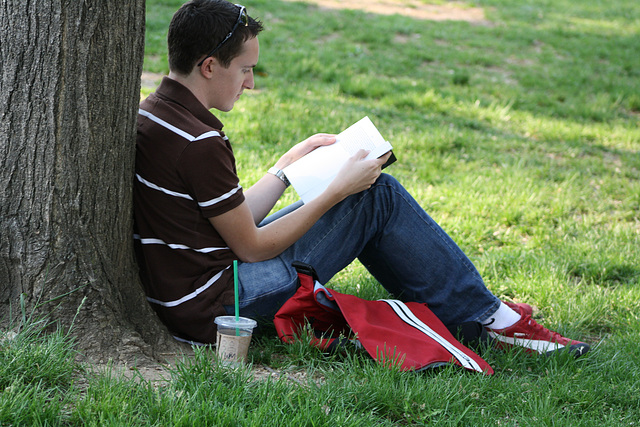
left=274, top=133, right=336, bottom=169
left=326, top=150, right=393, bottom=202
left=211, top=149, right=392, bottom=263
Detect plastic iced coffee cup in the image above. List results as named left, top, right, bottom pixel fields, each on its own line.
left=214, top=316, right=257, bottom=366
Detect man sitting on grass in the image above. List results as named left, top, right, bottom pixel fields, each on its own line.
left=133, top=0, right=589, bottom=358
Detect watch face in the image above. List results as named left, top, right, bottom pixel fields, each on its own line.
left=268, top=167, right=290, bottom=187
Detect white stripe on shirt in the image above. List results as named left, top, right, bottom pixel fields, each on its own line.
left=194, top=131, right=225, bottom=141
left=198, top=184, right=242, bottom=208
left=135, top=174, right=193, bottom=200
left=138, top=108, right=228, bottom=142
left=146, top=266, right=230, bottom=308
left=133, top=234, right=228, bottom=254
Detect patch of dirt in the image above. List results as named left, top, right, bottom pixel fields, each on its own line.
left=82, top=343, right=315, bottom=388
left=283, top=0, right=489, bottom=24
left=141, top=72, right=164, bottom=89
left=86, top=359, right=316, bottom=389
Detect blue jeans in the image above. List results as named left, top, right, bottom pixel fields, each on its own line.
left=226, top=174, right=500, bottom=327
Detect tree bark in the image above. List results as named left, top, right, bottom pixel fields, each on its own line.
left=0, top=0, right=184, bottom=364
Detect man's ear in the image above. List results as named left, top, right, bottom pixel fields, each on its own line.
left=199, top=57, right=218, bottom=79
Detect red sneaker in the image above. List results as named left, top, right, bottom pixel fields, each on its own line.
left=509, top=301, right=533, bottom=317
left=488, top=302, right=590, bottom=357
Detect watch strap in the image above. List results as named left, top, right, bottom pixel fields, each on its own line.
left=267, top=167, right=291, bottom=188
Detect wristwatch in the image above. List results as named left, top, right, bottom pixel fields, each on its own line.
left=268, top=167, right=291, bottom=188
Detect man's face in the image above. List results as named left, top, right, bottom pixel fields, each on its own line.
left=208, top=36, right=259, bottom=112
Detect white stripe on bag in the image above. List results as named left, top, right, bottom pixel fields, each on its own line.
left=381, top=299, right=484, bottom=372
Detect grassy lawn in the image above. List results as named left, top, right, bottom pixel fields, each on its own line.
left=3, top=0, right=640, bottom=425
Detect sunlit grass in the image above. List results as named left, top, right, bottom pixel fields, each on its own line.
left=3, top=0, right=638, bottom=424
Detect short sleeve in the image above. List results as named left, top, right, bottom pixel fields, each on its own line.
left=177, top=135, right=244, bottom=218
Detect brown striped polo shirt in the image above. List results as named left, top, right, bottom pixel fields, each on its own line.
left=134, top=77, right=243, bottom=344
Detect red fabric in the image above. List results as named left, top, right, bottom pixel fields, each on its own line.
left=274, top=271, right=493, bottom=375
left=273, top=271, right=350, bottom=350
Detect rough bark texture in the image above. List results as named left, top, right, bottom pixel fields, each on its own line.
left=0, top=0, right=184, bottom=364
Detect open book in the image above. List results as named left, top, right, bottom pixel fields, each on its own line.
left=283, top=116, right=395, bottom=203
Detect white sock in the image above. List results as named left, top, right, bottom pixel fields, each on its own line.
left=481, top=302, right=522, bottom=330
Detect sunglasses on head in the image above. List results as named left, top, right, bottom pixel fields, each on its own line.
left=197, top=4, right=248, bottom=67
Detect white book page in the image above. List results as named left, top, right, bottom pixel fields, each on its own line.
left=283, top=117, right=392, bottom=203
left=336, top=116, right=389, bottom=158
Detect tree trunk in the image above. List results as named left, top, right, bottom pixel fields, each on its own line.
left=0, top=0, right=184, bottom=364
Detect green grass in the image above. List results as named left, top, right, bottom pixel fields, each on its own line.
left=3, top=0, right=640, bottom=424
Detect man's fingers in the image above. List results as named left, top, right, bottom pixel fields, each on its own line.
left=309, top=133, right=337, bottom=147
left=353, top=149, right=371, bottom=160
left=377, top=151, right=393, bottom=164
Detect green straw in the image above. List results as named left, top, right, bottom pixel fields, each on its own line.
left=233, top=260, right=239, bottom=336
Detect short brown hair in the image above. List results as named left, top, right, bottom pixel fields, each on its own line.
left=168, top=0, right=263, bottom=74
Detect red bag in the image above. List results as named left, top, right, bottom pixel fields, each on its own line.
left=274, top=263, right=493, bottom=375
